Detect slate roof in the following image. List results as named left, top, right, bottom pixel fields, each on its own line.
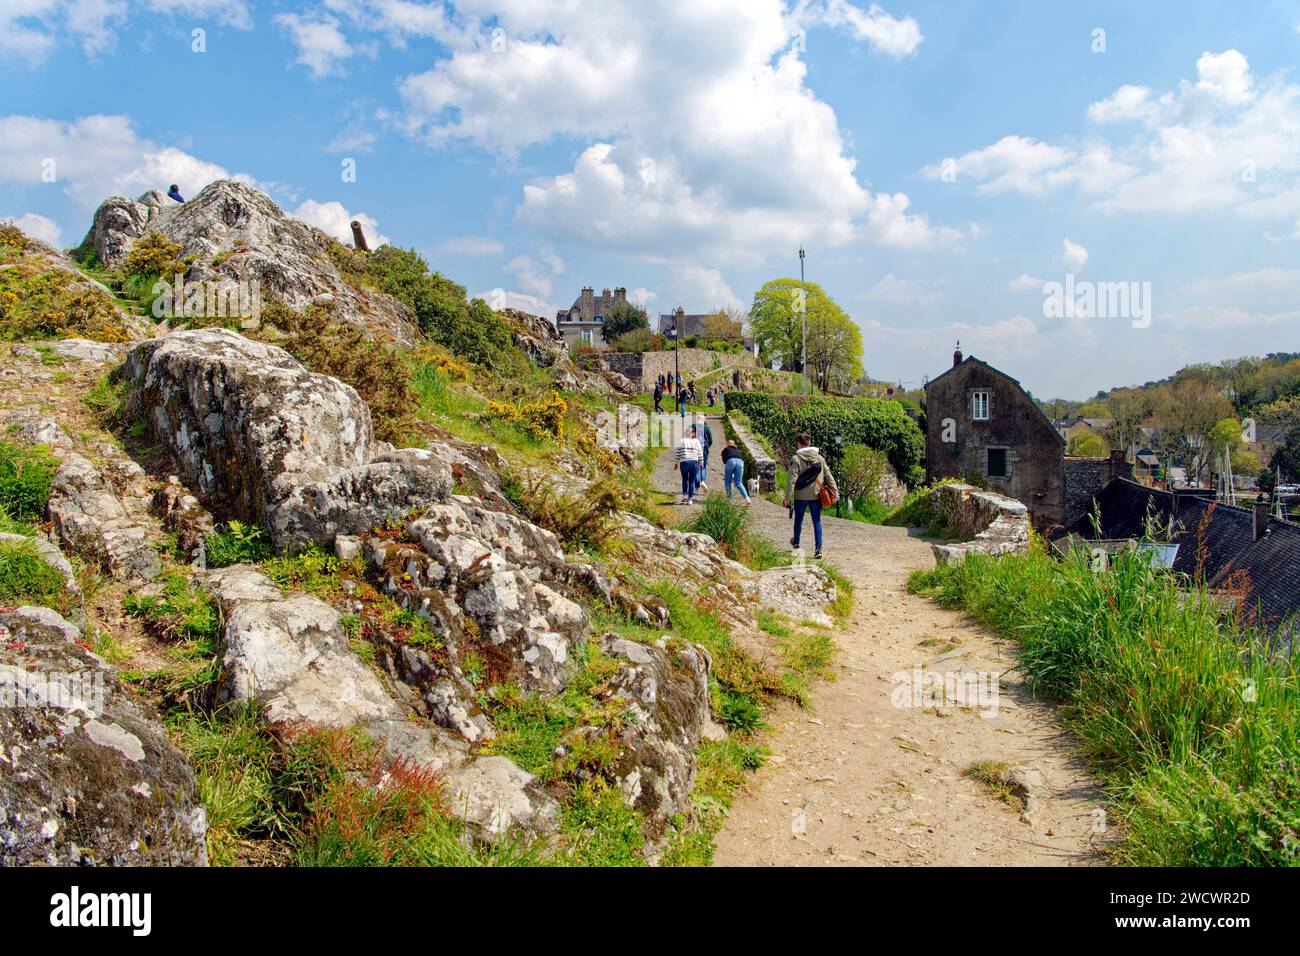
left=1067, top=477, right=1300, bottom=639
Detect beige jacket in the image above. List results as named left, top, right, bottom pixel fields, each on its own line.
left=787, top=446, right=838, bottom=502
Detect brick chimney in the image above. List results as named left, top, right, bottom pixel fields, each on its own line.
left=953, top=340, right=963, bottom=368
left=1253, top=494, right=1270, bottom=541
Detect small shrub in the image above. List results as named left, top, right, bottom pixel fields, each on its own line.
left=259, top=300, right=417, bottom=444
left=510, top=474, right=630, bottom=551
left=486, top=391, right=567, bottom=443
left=206, top=521, right=274, bottom=567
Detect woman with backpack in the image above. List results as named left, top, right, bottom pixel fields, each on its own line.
left=783, top=433, right=838, bottom=559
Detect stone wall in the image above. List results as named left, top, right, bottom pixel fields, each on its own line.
left=724, top=414, right=777, bottom=493
left=930, top=483, right=1032, bottom=566
left=584, top=348, right=755, bottom=390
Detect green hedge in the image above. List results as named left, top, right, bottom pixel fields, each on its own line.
left=724, top=392, right=924, bottom=486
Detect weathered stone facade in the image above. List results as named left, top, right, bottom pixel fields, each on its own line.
left=925, top=356, right=1130, bottom=530
left=925, top=356, right=1067, bottom=527
left=1063, top=453, right=1131, bottom=528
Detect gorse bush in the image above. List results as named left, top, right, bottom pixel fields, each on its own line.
left=486, top=391, right=568, bottom=442
left=260, top=300, right=416, bottom=444
left=338, top=244, right=519, bottom=371
left=910, top=545, right=1300, bottom=866
left=0, top=439, right=57, bottom=521
left=0, top=254, right=131, bottom=343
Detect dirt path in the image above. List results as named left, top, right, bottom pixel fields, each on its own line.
left=652, top=436, right=1108, bottom=866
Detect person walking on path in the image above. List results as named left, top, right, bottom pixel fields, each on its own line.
left=698, top=418, right=714, bottom=491
left=722, top=440, right=750, bottom=501
left=784, top=432, right=838, bottom=559
left=675, top=425, right=704, bottom=505
left=653, top=379, right=664, bottom=413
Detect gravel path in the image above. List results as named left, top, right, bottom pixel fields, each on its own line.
left=652, top=435, right=1109, bottom=866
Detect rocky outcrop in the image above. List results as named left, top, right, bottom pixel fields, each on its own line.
left=598, top=634, right=717, bottom=833
left=120, top=328, right=450, bottom=550
left=48, top=451, right=161, bottom=583
left=81, top=181, right=419, bottom=343
left=930, top=483, right=1032, bottom=566
left=0, top=606, right=208, bottom=866
left=200, top=564, right=559, bottom=840
left=367, top=500, right=589, bottom=696
left=744, top=565, right=837, bottom=628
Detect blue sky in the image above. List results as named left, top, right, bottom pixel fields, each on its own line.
left=3, top=0, right=1299, bottom=398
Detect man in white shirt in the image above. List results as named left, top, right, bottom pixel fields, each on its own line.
left=675, top=425, right=704, bottom=505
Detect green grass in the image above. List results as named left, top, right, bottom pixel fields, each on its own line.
left=0, top=439, right=57, bottom=522
left=0, top=537, right=67, bottom=607
left=124, top=571, right=220, bottom=656
left=661, top=737, right=769, bottom=866
left=559, top=780, right=646, bottom=867
left=481, top=642, right=626, bottom=782
left=909, top=543, right=1300, bottom=866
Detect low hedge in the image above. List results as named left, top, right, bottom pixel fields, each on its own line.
left=724, top=391, right=924, bottom=486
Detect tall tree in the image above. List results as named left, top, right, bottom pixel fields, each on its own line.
left=749, top=278, right=862, bottom=390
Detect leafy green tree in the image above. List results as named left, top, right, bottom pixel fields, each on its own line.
left=1269, top=428, right=1300, bottom=482
left=749, top=278, right=862, bottom=390
left=362, top=246, right=515, bottom=369
left=601, top=301, right=649, bottom=344
left=1068, top=431, right=1108, bottom=456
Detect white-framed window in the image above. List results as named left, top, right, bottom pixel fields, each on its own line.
left=972, top=390, right=990, bottom=421
left=580, top=329, right=593, bottom=344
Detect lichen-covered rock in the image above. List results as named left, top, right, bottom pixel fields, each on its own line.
left=0, top=606, right=208, bottom=866
left=79, top=194, right=152, bottom=268
left=598, top=634, right=715, bottom=831
left=83, top=181, right=419, bottom=343
left=0, top=413, right=72, bottom=450
left=745, top=565, right=837, bottom=628
left=153, top=476, right=215, bottom=560
left=203, top=565, right=408, bottom=729
left=120, top=328, right=450, bottom=550
left=369, top=499, right=589, bottom=695
left=48, top=451, right=161, bottom=583
left=199, top=564, right=558, bottom=841
left=930, top=484, right=1031, bottom=566
left=270, top=446, right=452, bottom=552
left=444, top=756, right=559, bottom=840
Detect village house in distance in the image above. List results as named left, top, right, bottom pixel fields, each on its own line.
left=924, top=346, right=1127, bottom=529
left=555, top=286, right=628, bottom=352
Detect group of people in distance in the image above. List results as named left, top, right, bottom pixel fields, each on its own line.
left=652, top=374, right=726, bottom=415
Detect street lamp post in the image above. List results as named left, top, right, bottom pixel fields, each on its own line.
left=674, top=306, right=681, bottom=412
left=799, top=245, right=808, bottom=395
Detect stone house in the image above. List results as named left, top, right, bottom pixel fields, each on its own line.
left=925, top=349, right=1127, bottom=528
left=555, top=286, right=628, bottom=352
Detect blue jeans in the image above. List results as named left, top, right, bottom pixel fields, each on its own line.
left=679, top=460, right=699, bottom=499
left=700, top=445, right=710, bottom=481
left=724, top=458, right=749, bottom=499
left=793, top=499, right=822, bottom=552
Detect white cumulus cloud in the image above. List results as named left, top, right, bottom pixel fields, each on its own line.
left=292, top=199, right=389, bottom=247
